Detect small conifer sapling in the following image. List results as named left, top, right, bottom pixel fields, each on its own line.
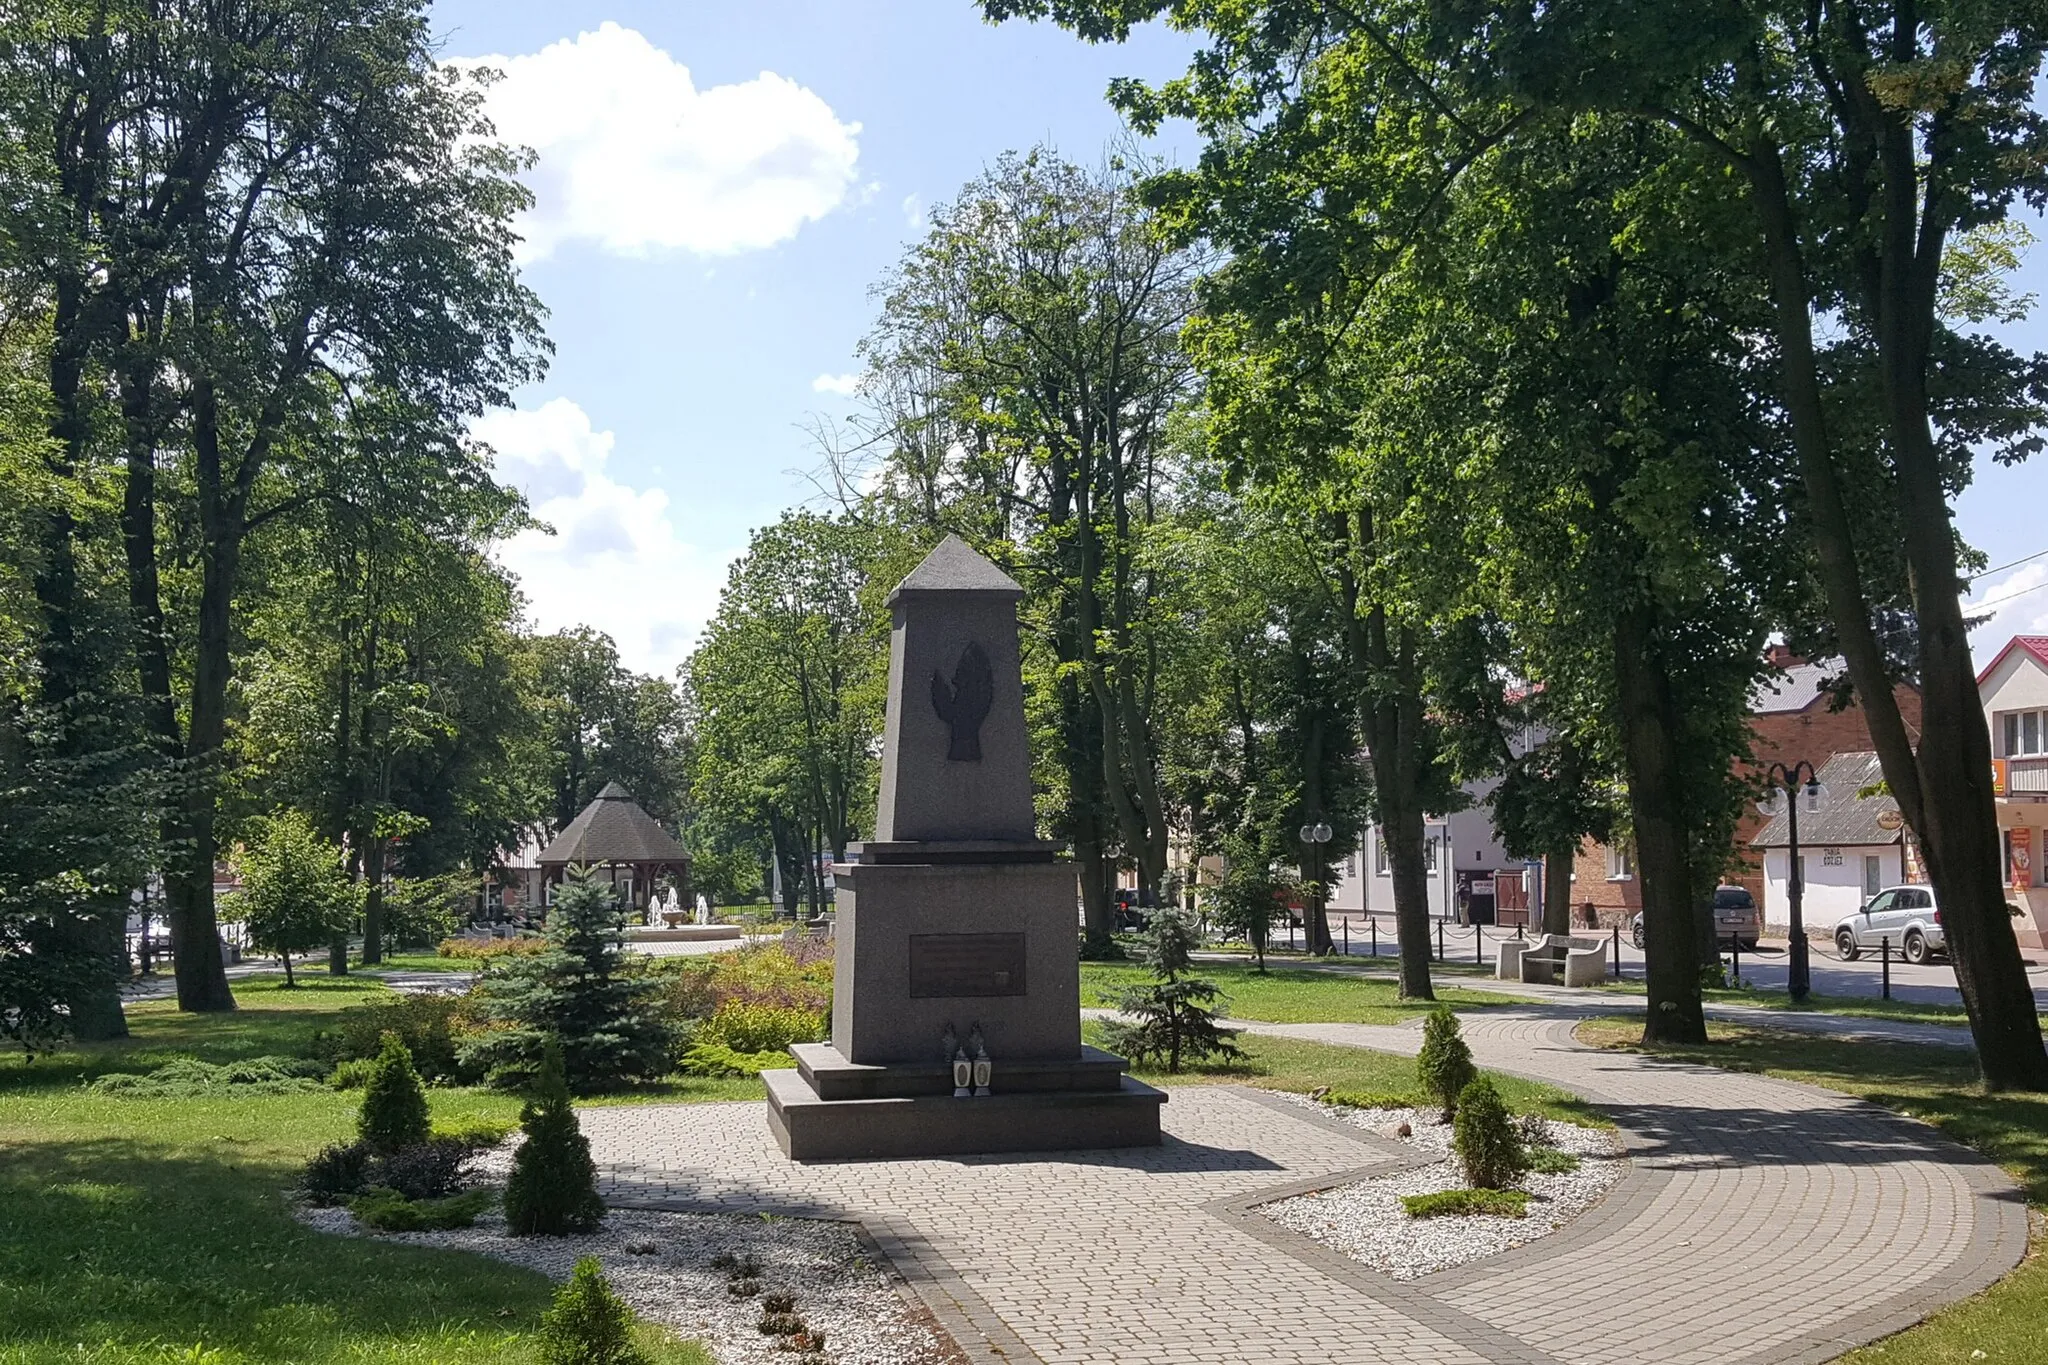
left=537, top=1256, right=649, bottom=1365
left=1103, top=907, right=1243, bottom=1074
left=1416, top=1007, right=1477, bottom=1122
left=506, top=1042, right=605, bottom=1236
left=358, top=1031, right=432, bottom=1152
left=1452, top=1075, right=1529, bottom=1189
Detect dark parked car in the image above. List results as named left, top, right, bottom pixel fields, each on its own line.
left=1630, top=886, right=1761, bottom=952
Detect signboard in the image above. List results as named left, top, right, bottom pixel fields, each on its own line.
left=2014, top=828, right=2035, bottom=892
left=908, top=933, right=1027, bottom=998
left=1876, top=809, right=1904, bottom=832
left=1993, top=758, right=2009, bottom=798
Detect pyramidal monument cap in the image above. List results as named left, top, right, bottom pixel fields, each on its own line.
left=885, top=533, right=1024, bottom=604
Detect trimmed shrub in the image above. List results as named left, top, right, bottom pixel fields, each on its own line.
left=1316, top=1088, right=1421, bottom=1112
left=313, top=992, right=477, bottom=1083
left=1416, top=1008, right=1477, bottom=1121
left=327, top=1058, right=378, bottom=1090
left=358, top=1032, right=432, bottom=1152
left=437, top=934, right=549, bottom=960
left=350, top=1187, right=494, bottom=1231
left=537, top=1257, right=649, bottom=1365
left=1525, top=1146, right=1582, bottom=1175
left=1452, top=1076, right=1529, bottom=1189
left=505, top=1044, right=604, bottom=1236
left=695, top=1001, right=824, bottom=1053
left=301, top=1141, right=375, bottom=1205
left=89, top=1056, right=325, bottom=1097
left=1401, top=1188, right=1530, bottom=1219
left=680, top=1040, right=794, bottom=1078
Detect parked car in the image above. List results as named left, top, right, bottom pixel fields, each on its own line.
left=1835, top=886, right=1945, bottom=964
left=1629, top=886, right=1762, bottom=952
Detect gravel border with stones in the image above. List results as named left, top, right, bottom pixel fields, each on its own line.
left=1256, top=1097, right=1625, bottom=1280
left=299, top=1180, right=947, bottom=1364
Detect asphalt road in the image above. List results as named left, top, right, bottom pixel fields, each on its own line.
left=1319, top=911, right=2048, bottom=1010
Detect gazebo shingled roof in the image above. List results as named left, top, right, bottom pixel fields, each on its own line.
left=538, top=782, right=689, bottom=867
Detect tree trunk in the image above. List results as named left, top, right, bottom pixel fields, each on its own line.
left=1613, top=607, right=1705, bottom=1044
left=1745, top=142, right=2047, bottom=1088
left=360, top=836, right=385, bottom=965
left=1382, top=801, right=1436, bottom=1000
left=1544, top=842, right=1574, bottom=938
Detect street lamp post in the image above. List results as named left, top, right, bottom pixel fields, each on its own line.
left=1299, top=819, right=1333, bottom=955
left=1760, top=760, right=1825, bottom=1004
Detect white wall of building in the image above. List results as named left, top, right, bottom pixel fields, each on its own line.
left=1328, top=803, right=1516, bottom=917
left=1760, top=844, right=1905, bottom=929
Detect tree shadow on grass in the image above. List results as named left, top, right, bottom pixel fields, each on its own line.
left=0, top=1134, right=549, bottom=1363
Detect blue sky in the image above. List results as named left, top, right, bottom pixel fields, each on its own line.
left=433, top=2, right=2045, bottom=676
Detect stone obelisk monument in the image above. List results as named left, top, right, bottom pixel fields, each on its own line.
left=765, top=535, right=1165, bottom=1160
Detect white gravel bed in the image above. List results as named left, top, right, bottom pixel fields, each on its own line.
left=1259, top=1099, right=1625, bottom=1280
left=299, top=1199, right=948, bottom=1364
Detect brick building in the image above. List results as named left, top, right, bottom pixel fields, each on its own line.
left=1568, top=652, right=1924, bottom=929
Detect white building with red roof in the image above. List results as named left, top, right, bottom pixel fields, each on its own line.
left=1980, top=634, right=2048, bottom=948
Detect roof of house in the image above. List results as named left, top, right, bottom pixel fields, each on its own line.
left=536, top=782, right=689, bottom=866
left=1750, top=659, right=1838, bottom=715
left=1750, top=751, right=1903, bottom=849
left=1976, top=635, right=2048, bottom=688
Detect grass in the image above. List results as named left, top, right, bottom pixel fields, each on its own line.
left=1586, top=977, right=1972, bottom=1026
left=1080, top=959, right=1516, bottom=1025
left=1086, top=1020, right=1609, bottom=1128
left=1401, top=1188, right=1530, bottom=1219
left=1575, top=1016, right=2048, bottom=1364
left=0, top=977, right=714, bottom=1365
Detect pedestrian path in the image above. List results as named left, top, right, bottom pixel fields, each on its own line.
left=579, top=1006, right=2025, bottom=1365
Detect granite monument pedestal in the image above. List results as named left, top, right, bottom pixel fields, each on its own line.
left=764, top=535, right=1164, bottom=1160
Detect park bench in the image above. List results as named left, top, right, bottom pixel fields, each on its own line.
left=1497, top=933, right=1607, bottom=987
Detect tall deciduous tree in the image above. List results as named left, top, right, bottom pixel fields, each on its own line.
left=989, top=0, right=2047, bottom=1085
left=5, top=0, right=547, bottom=1013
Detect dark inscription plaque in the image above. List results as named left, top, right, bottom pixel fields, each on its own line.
left=909, top=932, right=1027, bottom=998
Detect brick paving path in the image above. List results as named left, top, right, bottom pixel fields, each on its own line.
left=583, top=1009, right=2026, bottom=1365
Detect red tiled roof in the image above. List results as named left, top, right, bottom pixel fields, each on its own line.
left=1976, top=635, right=2048, bottom=687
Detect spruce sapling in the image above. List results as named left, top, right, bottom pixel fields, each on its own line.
left=1102, top=906, right=1243, bottom=1074
left=505, top=1042, right=605, bottom=1235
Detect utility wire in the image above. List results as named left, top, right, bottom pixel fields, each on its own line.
left=1969, top=546, right=2048, bottom=581
left=1968, top=576, right=2048, bottom=612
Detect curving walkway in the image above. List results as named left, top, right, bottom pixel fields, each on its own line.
left=581, top=1007, right=2026, bottom=1365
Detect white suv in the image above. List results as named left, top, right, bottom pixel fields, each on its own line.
left=1834, top=886, right=1945, bottom=965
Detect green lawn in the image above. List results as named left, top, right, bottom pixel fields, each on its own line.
left=1575, top=1017, right=2046, bottom=1363
left=1583, top=977, right=1973, bottom=1026
left=1080, top=960, right=1515, bottom=1024
left=0, top=978, right=709, bottom=1365
left=1085, top=1020, right=1608, bottom=1127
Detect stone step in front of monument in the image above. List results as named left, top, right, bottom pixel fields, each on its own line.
left=764, top=1067, right=1167, bottom=1161
left=790, top=1041, right=1129, bottom=1100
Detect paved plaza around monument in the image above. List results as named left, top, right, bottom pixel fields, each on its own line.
left=586, top=1007, right=2027, bottom=1365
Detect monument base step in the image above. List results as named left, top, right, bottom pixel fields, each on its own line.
left=764, top=1067, right=1166, bottom=1161
left=789, top=1041, right=1129, bottom=1099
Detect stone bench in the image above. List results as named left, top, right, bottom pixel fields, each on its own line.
left=1501, top=933, right=1606, bottom=986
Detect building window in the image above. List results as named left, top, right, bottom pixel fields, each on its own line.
left=1864, top=855, right=1882, bottom=897
left=2002, top=709, right=2048, bottom=756
left=1375, top=835, right=1437, bottom=874
left=1607, top=844, right=1634, bottom=881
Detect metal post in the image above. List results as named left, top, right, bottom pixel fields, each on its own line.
left=1730, top=937, right=1740, bottom=988
left=1611, top=922, right=1620, bottom=979
left=1475, top=922, right=1483, bottom=966
left=1882, top=936, right=1891, bottom=1000
left=1343, top=918, right=1350, bottom=956
left=1437, top=919, right=1444, bottom=962
left=1787, top=772, right=1812, bottom=1004
left=1371, top=916, right=1378, bottom=957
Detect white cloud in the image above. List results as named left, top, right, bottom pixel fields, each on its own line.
left=811, top=372, right=861, bottom=397
left=451, top=23, right=861, bottom=261
left=475, top=398, right=722, bottom=675
left=901, top=192, right=926, bottom=231
left=1966, top=561, right=2048, bottom=668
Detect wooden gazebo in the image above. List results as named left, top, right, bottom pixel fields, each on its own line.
left=537, top=782, right=690, bottom=920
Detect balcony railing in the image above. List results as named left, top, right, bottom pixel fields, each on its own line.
left=2008, top=755, right=2048, bottom=794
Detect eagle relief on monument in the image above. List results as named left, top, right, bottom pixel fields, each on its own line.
left=930, top=641, right=994, bottom=761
